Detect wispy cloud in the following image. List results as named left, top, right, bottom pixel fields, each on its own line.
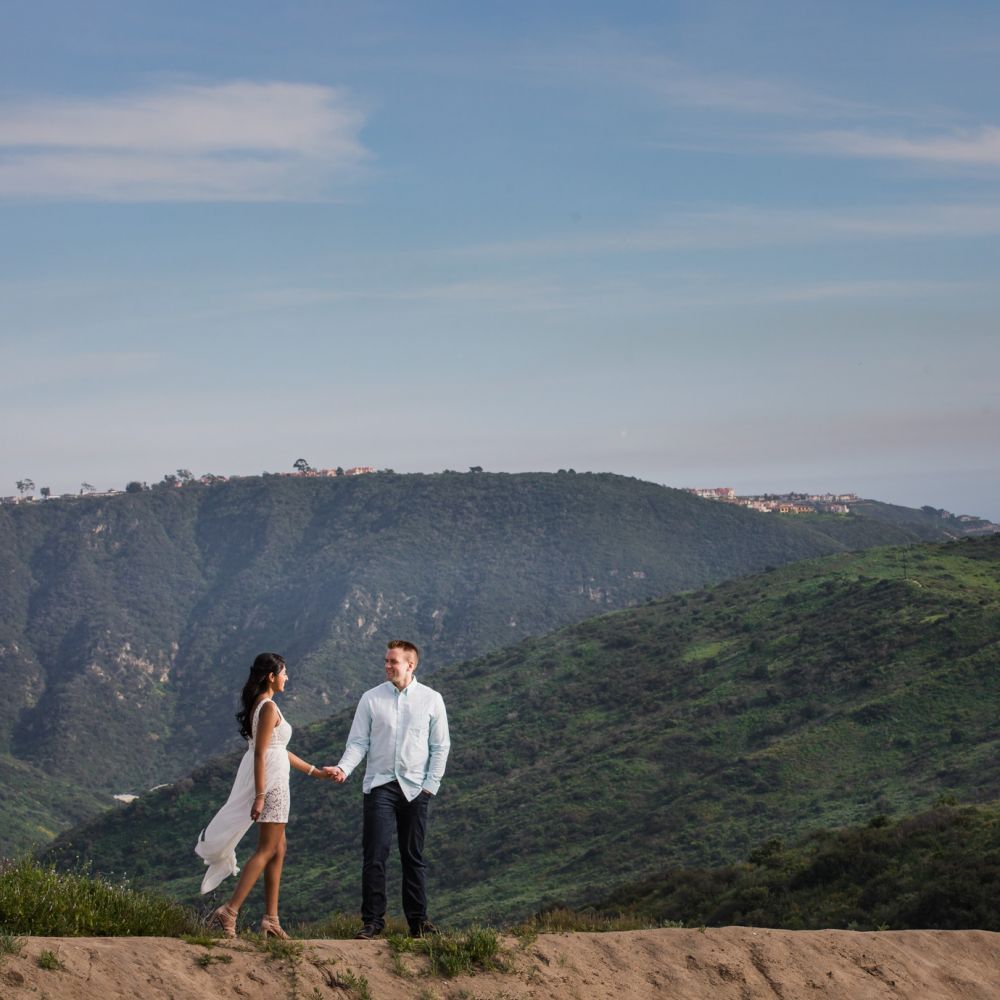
left=0, top=81, right=369, bottom=201
left=616, top=57, right=865, bottom=118
left=798, top=126, right=1000, bottom=167
left=461, top=201, right=1000, bottom=259
left=534, top=34, right=881, bottom=120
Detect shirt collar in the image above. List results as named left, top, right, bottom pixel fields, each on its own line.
left=386, top=677, right=419, bottom=696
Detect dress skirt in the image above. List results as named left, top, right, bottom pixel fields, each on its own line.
left=194, top=744, right=290, bottom=893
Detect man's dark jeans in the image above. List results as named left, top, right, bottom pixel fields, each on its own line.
left=362, top=781, right=430, bottom=932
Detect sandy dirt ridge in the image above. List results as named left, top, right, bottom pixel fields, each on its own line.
left=1, top=927, right=997, bottom=999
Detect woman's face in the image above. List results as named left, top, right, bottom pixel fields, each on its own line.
left=270, top=665, right=288, bottom=692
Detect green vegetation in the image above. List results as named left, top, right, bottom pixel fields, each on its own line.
left=37, top=948, right=64, bottom=970
left=587, top=800, right=1000, bottom=931
left=3, top=803, right=999, bottom=941
left=180, top=932, right=219, bottom=947
left=0, top=472, right=977, bottom=853
left=330, top=967, right=372, bottom=999
left=0, top=754, right=107, bottom=856
left=195, top=951, right=233, bottom=967
left=850, top=499, right=997, bottom=541
left=388, top=927, right=504, bottom=978
left=256, top=935, right=304, bottom=962
left=298, top=912, right=408, bottom=939
left=44, top=535, right=1000, bottom=926
left=0, top=857, right=199, bottom=936
left=0, top=928, right=24, bottom=958
left=511, top=908, right=661, bottom=934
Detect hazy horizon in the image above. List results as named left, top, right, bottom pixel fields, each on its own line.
left=3, top=2, right=998, bottom=521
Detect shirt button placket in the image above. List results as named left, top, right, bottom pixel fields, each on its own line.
left=394, top=689, right=402, bottom=776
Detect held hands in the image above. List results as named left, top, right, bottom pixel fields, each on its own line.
left=322, top=765, right=347, bottom=784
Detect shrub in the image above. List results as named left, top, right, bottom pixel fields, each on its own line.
left=0, top=929, right=25, bottom=958
left=37, top=949, right=63, bottom=970
left=0, top=858, right=199, bottom=936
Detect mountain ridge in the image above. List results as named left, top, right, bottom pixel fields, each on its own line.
left=1, top=470, right=972, bottom=835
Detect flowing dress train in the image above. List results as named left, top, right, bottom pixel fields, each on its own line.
left=194, top=698, right=292, bottom=893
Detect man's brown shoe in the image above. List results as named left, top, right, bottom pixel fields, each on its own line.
left=408, top=920, right=439, bottom=938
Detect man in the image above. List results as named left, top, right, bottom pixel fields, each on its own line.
left=327, top=639, right=450, bottom=939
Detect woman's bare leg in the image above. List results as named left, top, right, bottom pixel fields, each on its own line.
left=263, top=830, right=287, bottom=915
left=226, top=823, right=286, bottom=912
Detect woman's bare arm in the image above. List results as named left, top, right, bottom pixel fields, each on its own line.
left=251, top=701, right=279, bottom=820
left=287, top=750, right=330, bottom=777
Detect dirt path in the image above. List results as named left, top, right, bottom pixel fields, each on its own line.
left=2, top=927, right=997, bottom=999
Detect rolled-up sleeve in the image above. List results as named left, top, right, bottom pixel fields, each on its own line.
left=423, top=694, right=450, bottom=794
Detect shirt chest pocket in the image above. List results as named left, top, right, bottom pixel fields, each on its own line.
left=399, top=725, right=428, bottom=772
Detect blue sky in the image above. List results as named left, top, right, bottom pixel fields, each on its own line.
left=2, top=1, right=998, bottom=518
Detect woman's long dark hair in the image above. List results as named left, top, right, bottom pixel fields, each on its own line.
left=236, top=652, right=286, bottom=741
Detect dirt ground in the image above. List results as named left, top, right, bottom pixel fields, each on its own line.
left=1, top=927, right=997, bottom=999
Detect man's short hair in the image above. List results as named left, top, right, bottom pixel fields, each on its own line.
left=387, top=639, right=420, bottom=667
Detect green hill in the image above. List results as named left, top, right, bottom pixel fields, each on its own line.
left=585, top=799, right=1000, bottom=931
left=44, top=534, right=1000, bottom=924
left=0, top=754, right=97, bottom=849
left=1, top=470, right=970, bottom=853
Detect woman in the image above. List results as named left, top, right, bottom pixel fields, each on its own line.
left=195, top=652, right=330, bottom=938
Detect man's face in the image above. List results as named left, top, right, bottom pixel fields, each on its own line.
left=385, top=648, right=415, bottom=689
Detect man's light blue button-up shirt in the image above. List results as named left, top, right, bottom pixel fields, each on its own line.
left=337, top=678, right=450, bottom=802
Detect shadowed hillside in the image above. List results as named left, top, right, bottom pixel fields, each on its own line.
left=586, top=800, right=1000, bottom=931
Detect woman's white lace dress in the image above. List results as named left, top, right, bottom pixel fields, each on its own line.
left=194, top=698, right=293, bottom=893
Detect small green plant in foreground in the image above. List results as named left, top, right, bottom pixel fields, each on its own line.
left=0, top=858, right=199, bottom=936
left=389, top=927, right=504, bottom=978
left=1, top=929, right=25, bottom=958
left=181, top=933, right=219, bottom=947
left=195, top=952, right=233, bottom=968
left=332, top=967, right=372, bottom=1000
left=37, top=948, right=63, bottom=971
left=389, top=947, right=413, bottom=979
left=257, top=936, right=303, bottom=962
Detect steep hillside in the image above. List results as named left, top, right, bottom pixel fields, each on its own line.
left=45, top=535, right=1000, bottom=924
left=0, top=470, right=951, bottom=851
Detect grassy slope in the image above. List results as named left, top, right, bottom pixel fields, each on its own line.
left=44, top=535, right=1000, bottom=924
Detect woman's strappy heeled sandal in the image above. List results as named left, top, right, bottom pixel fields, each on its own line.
left=209, top=903, right=238, bottom=938
left=260, top=914, right=290, bottom=939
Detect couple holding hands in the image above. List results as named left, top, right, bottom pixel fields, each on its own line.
left=195, top=640, right=450, bottom=941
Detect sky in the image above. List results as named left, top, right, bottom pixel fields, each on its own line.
left=2, top=1, right=998, bottom=519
